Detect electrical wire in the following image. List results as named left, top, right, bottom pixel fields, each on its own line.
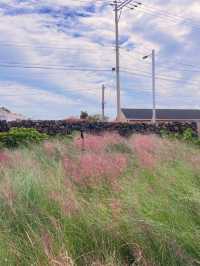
left=128, top=3, right=200, bottom=31
left=0, top=62, right=199, bottom=87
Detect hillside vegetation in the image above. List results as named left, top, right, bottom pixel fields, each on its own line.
left=0, top=133, right=199, bottom=265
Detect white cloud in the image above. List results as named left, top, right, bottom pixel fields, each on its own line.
left=0, top=0, right=199, bottom=119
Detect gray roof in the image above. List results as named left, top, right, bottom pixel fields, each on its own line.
left=121, top=109, right=200, bottom=120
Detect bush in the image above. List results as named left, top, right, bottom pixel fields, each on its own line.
left=182, top=128, right=196, bottom=141
left=160, top=128, right=200, bottom=146
left=80, top=111, right=88, bottom=120
left=0, top=128, right=48, bottom=148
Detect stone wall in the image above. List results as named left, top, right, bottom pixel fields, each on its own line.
left=0, top=120, right=197, bottom=137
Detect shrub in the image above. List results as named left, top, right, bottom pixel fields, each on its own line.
left=182, top=128, right=196, bottom=141
left=0, top=128, right=48, bottom=148
left=160, top=128, right=200, bottom=146
left=80, top=111, right=88, bottom=119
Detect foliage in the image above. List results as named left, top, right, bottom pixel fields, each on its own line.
left=182, top=128, right=196, bottom=141
left=88, top=114, right=109, bottom=122
left=0, top=127, right=48, bottom=148
left=88, top=114, right=102, bottom=122
left=160, top=128, right=200, bottom=146
left=80, top=111, right=109, bottom=122
left=0, top=134, right=199, bottom=265
left=80, top=111, right=88, bottom=120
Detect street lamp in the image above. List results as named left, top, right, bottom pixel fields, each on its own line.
left=143, top=49, right=156, bottom=124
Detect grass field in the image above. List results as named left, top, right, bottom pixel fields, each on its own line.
left=0, top=133, right=199, bottom=265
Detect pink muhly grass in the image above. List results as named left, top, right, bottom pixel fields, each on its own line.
left=43, top=142, right=55, bottom=155
left=130, top=135, right=156, bottom=169
left=43, top=141, right=58, bottom=156
left=49, top=190, right=79, bottom=216
left=110, top=199, right=122, bottom=218
left=131, top=135, right=156, bottom=154
left=42, top=232, right=53, bottom=258
left=0, top=152, right=11, bottom=166
left=74, top=133, right=124, bottom=152
left=138, top=151, right=155, bottom=169
left=102, top=132, right=124, bottom=146
left=42, top=232, right=74, bottom=265
left=63, top=153, right=128, bottom=188
left=74, top=134, right=105, bottom=152
left=0, top=179, right=16, bottom=208
left=185, top=153, right=200, bottom=171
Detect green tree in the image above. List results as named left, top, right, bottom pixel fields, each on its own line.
left=80, top=111, right=88, bottom=120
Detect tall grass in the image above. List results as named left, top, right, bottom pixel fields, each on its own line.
left=0, top=134, right=199, bottom=265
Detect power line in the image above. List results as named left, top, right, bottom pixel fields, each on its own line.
left=0, top=62, right=199, bottom=87
left=2, top=40, right=200, bottom=73
left=158, top=61, right=200, bottom=72
left=0, top=87, right=103, bottom=97
left=0, top=63, right=113, bottom=72
left=120, top=68, right=200, bottom=86
left=0, top=42, right=116, bottom=52
left=130, top=3, right=200, bottom=31
left=139, top=2, right=199, bottom=25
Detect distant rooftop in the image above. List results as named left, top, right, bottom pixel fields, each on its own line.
left=121, top=108, right=200, bottom=121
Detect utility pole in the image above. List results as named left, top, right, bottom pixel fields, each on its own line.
left=152, top=49, right=156, bottom=124
left=112, top=1, right=142, bottom=121
left=114, top=1, right=121, bottom=121
left=102, top=84, right=105, bottom=121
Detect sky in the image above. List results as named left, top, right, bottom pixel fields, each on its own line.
left=0, top=0, right=200, bottom=120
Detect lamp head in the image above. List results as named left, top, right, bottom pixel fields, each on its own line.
left=142, top=55, right=149, bottom=60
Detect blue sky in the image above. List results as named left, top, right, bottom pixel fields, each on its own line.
left=0, top=0, right=200, bottom=119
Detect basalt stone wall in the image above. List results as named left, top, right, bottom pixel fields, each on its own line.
left=0, top=120, right=198, bottom=137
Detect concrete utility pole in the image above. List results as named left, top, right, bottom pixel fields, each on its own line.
left=114, top=1, right=121, bottom=121
left=102, top=84, right=105, bottom=121
left=152, top=49, right=156, bottom=124
left=112, top=0, right=142, bottom=121
left=143, top=49, right=156, bottom=123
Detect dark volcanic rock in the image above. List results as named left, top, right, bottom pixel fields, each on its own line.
left=0, top=120, right=196, bottom=136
